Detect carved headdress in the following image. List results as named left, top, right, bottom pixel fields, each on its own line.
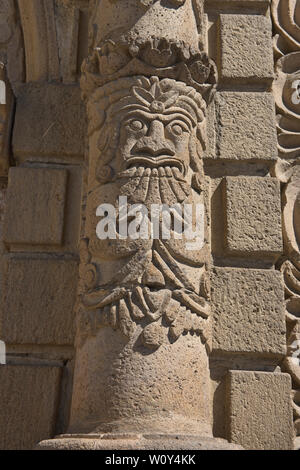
left=87, top=76, right=206, bottom=134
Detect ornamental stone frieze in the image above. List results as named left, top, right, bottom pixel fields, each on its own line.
left=272, top=0, right=300, bottom=447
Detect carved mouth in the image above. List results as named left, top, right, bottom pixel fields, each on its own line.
left=126, top=156, right=186, bottom=176
left=117, top=163, right=191, bottom=204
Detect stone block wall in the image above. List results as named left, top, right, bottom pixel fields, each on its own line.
left=0, top=0, right=88, bottom=450
left=206, top=0, right=295, bottom=449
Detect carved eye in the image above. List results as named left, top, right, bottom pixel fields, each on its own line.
left=169, top=122, right=188, bottom=136
left=129, top=119, right=144, bottom=131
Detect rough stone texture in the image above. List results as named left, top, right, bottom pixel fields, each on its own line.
left=37, top=433, right=243, bottom=450
left=1, top=256, right=78, bottom=345
left=69, top=328, right=212, bottom=436
left=208, top=0, right=269, bottom=3
left=0, top=364, right=62, bottom=450
left=214, top=92, right=278, bottom=161
left=70, top=70, right=214, bottom=435
left=224, top=176, right=283, bottom=256
left=91, top=0, right=201, bottom=51
left=3, top=167, right=67, bottom=247
left=0, top=64, right=15, bottom=177
left=0, top=0, right=294, bottom=452
left=272, top=0, right=300, bottom=446
left=12, top=83, right=86, bottom=160
left=18, top=0, right=88, bottom=84
left=218, top=14, right=274, bottom=80
left=227, top=371, right=294, bottom=450
left=207, top=0, right=269, bottom=3
left=211, top=268, right=286, bottom=355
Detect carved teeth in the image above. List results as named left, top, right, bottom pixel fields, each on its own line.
left=136, top=167, right=144, bottom=177
left=165, top=166, right=172, bottom=177
left=172, top=167, right=183, bottom=181
left=158, top=166, right=166, bottom=177
left=152, top=168, right=158, bottom=177
left=144, top=167, right=151, bottom=177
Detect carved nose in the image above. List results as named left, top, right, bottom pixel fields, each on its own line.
left=133, top=120, right=175, bottom=157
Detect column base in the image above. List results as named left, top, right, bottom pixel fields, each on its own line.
left=36, top=432, right=243, bottom=450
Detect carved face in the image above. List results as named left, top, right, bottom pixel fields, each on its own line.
left=94, top=77, right=206, bottom=188
left=117, top=108, right=193, bottom=176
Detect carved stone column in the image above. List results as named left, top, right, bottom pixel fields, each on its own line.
left=38, top=0, right=241, bottom=450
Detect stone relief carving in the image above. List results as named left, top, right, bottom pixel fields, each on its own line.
left=84, top=0, right=209, bottom=91
left=272, top=0, right=300, bottom=442
left=272, top=0, right=300, bottom=58
left=280, top=163, right=300, bottom=441
left=77, top=0, right=216, bottom=351
left=0, top=0, right=22, bottom=173
left=61, top=0, right=221, bottom=441
left=82, top=38, right=215, bottom=96
left=0, top=0, right=23, bottom=88
left=78, top=74, right=214, bottom=350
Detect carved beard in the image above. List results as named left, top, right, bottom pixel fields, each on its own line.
left=117, top=164, right=191, bottom=206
